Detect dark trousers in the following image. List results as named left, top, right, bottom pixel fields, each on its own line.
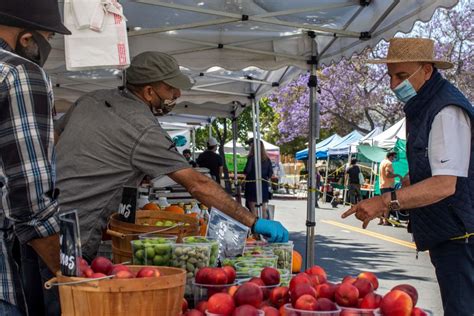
left=20, top=244, right=60, bottom=316
left=429, top=240, right=474, bottom=316
left=348, top=183, right=361, bottom=204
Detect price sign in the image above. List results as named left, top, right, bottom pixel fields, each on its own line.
left=59, top=210, right=82, bottom=277
left=206, top=208, right=249, bottom=259
left=118, top=186, right=138, bottom=223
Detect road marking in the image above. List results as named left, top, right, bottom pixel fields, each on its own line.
left=321, top=220, right=417, bottom=249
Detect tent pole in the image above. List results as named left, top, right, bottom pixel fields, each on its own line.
left=305, top=31, right=319, bottom=269
left=251, top=96, right=263, bottom=218
left=323, top=155, right=329, bottom=202
left=232, top=116, right=241, bottom=203
left=191, top=128, right=196, bottom=160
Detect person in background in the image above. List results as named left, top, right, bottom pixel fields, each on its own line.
left=0, top=0, right=71, bottom=315
left=243, top=139, right=273, bottom=218
left=378, top=152, right=401, bottom=225
left=342, top=38, right=473, bottom=315
left=55, top=52, right=289, bottom=263
left=345, top=158, right=362, bottom=205
left=196, top=137, right=224, bottom=184
left=182, top=149, right=197, bottom=167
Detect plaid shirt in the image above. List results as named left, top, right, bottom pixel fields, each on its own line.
left=0, top=38, right=60, bottom=306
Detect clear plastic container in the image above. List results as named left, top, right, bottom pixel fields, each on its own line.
left=205, top=309, right=264, bottom=316
left=373, top=308, right=433, bottom=316
left=192, top=281, right=237, bottom=306
left=284, top=304, right=341, bottom=316
left=339, top=306, right=376, bottom=315
left=171, top=243, right=211, bottom=279
left=183, top=236, right=219, bottom=266
left=131, top=235, right=176, bottom=266
left=243, top=245, right=274, bottom=257
left=268, top=242, right=294, bottom=275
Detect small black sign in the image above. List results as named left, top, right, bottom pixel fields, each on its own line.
left=59, top=210, right=82, bottom=277
left=118, top=186, right=138, bottom=223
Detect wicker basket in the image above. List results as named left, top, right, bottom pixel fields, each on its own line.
left=107, top=210, right=199, bottom=263
left=46, top=266, right=186, bottom=316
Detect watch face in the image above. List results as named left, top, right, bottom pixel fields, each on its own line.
left=390, top=201, right=401, bottom=211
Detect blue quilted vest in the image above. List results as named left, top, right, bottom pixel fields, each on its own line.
left=404, top=69, right=474, bottom=251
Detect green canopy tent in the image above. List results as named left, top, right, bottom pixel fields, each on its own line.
left=356, top=140, right=409, bottom=195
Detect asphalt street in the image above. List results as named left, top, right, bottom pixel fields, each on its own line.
left=271, top=198, right=442, bottom=315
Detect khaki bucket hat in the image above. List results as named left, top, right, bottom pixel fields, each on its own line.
left=368, top=38, right=453, bottom=69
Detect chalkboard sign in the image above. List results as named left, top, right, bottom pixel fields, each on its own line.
left=118, top=186, right=138, bottom=223
left=59, top=210, right=82, bottom=277
left=206, top=208, right=249, bottom=259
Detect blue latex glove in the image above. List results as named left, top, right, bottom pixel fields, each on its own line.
left=253, top=218, right=289, bottom=243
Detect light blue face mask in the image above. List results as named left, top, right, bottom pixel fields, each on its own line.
left=392, top=66, right=422, bottom=103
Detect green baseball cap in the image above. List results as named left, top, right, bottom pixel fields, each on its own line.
left=126, top=51, right=193, bottom=90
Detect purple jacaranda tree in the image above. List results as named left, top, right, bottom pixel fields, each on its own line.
left=269, top=0, right=472, bottom=143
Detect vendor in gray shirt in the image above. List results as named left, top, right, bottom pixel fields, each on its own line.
left=55, top=52, right=289, bottom=260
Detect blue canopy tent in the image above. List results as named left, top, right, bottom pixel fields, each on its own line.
left=327, top=131, right=365, bottom=157
left=295, top=134, right=341, bottom=160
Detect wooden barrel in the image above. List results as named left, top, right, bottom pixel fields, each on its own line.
left=48, top=266, right=185, bottom=316
left=107, top=210, right=199, bottom=263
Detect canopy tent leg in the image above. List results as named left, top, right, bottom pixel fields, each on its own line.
left=323, top=155, right=330, bottom=202
left=343, top=153, right=351, bottom=205
left=191, top=128, right=196, bottom=160
left=232, top=116, right=241, bottom=204
left=305, top=31, right=319, bottom=269
left=251, top=96, right=263, bottom=219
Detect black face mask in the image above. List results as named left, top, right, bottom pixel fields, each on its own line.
left=15, top=30, right=52, bottom=67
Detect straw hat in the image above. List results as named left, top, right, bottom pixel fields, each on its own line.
left=368, top=38, right=453, bottom=69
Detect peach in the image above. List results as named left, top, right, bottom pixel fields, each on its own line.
left=232, top=304, right=260, bottom=316
left=89, top=272, right=107, bottom=278
left=305, top=265, right=327, bottom=284
left=182, top=298, right=189, bottom=313
left=335, top=283, right=359, bottom=307
left=380, top=290, right=413, bottom=316
left=90, top=256, right=113, bottom=275
left=113, top=270, right=134, bottom=279
left=261, top=305, right=279, bottom=316
left=260, top=267, right=280, bottom=286
left=195, top=267, right=213, bottom=284
left=294, top=294, right=318, bottom=311
left=227, top=285, right=239, bottom=297
left=108, top=264, right=132, bottom=276
left=342, top=275, right=357, bottom=284
left=289, top=273, right=312, bottom=292
left=411, top=307, right=428, bottom=316
left=357, top=272, right=379, bottom=290
left=360, top=292, right=382, bottom=309
left=234, top=282, right=263, bottom=308
left=315, top=282, right=337, bottom=301
left=222, top=266, right=236, bottom=284
left=269, top=286, right=290, bottom=308
left=207, top=293, right=235, bottom=315
left=316, top=298, right=337, bottom=311
left=82, top=267, right=94, bottom=278
left=392, top=284, right=418, bottom=306
left=195, top=301, right=208, bottom=314
left=353, top=278, right=373, bottom=298
left=290, top=283, right=318, bottom=304
left=208, top=268, right=228, bottom=285
left=136, top=267, right=160, bottom=278
left=249, top=277, right=266, bottom=287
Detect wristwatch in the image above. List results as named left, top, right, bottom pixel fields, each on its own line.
left=388, top=191, right=401, bottom=211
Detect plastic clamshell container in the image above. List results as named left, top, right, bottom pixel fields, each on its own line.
left=284, top=303, right=341, bottom=316
left=205, top=309, right=264, bottom=316
left=183, top=236, right=219, bottom=267
left=192, top=281, right=237, bottom=306
left=131, top=236, right=175, bottom=266
left=171, top=243, right=211, bottom=280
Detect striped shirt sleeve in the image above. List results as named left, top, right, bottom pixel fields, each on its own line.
left=0, top=61, right=60, bottom=244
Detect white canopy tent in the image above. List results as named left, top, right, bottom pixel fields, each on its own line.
left=362, top=118, right=407, bottom=149
left=46, top=0, right=458, bottom=268
left=349, top=127, right=383, bottom=153
left=224, top=139, right=279, bottom=156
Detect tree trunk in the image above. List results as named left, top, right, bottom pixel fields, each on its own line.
left=217, top=119, right=232, bottom=194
